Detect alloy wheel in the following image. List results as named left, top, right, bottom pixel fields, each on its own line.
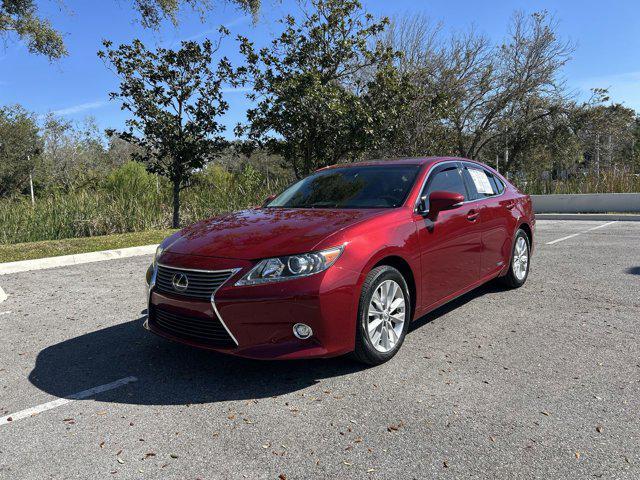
left=512, top=236, right=529, bottom=281
left=367, top=279, right=406, bottom=353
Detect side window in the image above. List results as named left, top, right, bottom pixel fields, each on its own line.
left=491, top=174, right=505, bottom=194
left=464, top=166, right=500, bottom=198
left=423, top=166, right=468, bottom=209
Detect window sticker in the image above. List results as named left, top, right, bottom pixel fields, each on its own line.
left=468, top=169, right=494, bottom=195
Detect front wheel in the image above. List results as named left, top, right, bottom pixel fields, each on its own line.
left=353, top=266, right=411, bottom=365
left=500, top=229, right=531, bottom=288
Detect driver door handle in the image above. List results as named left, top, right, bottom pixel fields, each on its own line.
left=467, top=209, right=479, bottom=222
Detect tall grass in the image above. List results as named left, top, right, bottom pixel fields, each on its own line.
left=518, top=171, right=640, bottom=195
left=3, top=162, right=638, bottom=245
left=0, top=162, right=291, bottom=245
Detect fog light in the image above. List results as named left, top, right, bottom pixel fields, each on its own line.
left=293, top=323, right=313, bottom=339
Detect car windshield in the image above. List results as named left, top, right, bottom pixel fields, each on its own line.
left=267, top=165, right=421, bottom=209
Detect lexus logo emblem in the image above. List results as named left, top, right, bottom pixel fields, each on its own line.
left=172, top=272, right=189, bottom=292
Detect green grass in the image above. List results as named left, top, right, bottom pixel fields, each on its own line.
left=0, top=229, right=177, bottom=263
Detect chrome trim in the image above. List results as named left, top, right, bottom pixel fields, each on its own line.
left=155, top=263, right=242, bottom=347
left=413, top=160, right=507, bottom=213
left=147, top=263, right=157, bottom=306
left=157, top=263, right=235, bottom=274
left=211, top=268, right=242, bottom=346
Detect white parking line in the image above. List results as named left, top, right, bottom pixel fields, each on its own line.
left=0, top=376, right=137, bottom=426
left=546, top=221, right=618, bottom=245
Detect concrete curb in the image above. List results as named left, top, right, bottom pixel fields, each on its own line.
left=536, top=213, right=640, bottom=221
left=0, top=244, right=158, bottom=276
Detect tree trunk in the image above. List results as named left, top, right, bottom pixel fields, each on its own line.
left=172, top=177, right=181, bottom=228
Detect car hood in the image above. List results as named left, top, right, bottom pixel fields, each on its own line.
left=166, top=208, right=386, bottom=260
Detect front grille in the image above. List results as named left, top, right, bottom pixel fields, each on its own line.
left=155, top=265, right=235, bottom=300
left=150, top=305, right=236, bottom=348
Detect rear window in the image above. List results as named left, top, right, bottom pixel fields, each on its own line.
left=464, top=166, right=504, bottom=198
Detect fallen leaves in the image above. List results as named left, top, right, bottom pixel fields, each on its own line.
left=387, top=420, right=404, bottom=432
left=596, top=425, right=603, bottom=433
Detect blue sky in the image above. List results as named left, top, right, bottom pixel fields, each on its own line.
left=1, top=0, right=639, bottom=136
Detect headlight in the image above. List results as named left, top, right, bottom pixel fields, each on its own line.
left=235, top=245, right=345, bottom=286
left=153, top=245, right=164, bottom=265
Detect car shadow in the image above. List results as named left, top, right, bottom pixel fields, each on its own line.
left=625, top=266, right=640, bottom=275
left=28, top=282, right=504, bottom=406
left=409, top=281, right=504, bottom=332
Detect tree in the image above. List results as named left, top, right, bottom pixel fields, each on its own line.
left=237, top=0, right=410, bottom=178
left=441, top=11, right=572, bottom=161
left=376, top=14, right=456, bottom=158
left=0, top=105, right=41, bottom=197
left=0, top=0, right=67, bottom=59
left=384, top=11, right=572, bottom=163
left=37, top=114, right=112, bottom=191
left=0, top=0, right=260, bottom=60
left=99, top=34, right=234, bottom=227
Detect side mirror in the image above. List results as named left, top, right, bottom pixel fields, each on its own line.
left=262, top=194, right=277, bottom=207
left=417, top=195, right=428, bottom=215
left=427, top=190, right=464, bottom=218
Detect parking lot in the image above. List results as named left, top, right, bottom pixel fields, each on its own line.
left=0, top=220, right=638, bottom=479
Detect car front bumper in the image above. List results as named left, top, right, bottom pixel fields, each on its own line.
left=145, top=252, right=362, bottom=360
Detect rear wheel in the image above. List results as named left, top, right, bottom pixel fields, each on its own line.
left=353, top=266, right=411, bottom=365
left=500, top=228, right=530, bottom=288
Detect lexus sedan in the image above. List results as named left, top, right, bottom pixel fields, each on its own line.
left=145, top=157, right=534, bottom=365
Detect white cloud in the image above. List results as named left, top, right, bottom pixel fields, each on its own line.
left=49, top=100, right=109, bottom=116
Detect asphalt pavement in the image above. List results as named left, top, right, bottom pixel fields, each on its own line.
left=0, top=220, right=638, bottom=479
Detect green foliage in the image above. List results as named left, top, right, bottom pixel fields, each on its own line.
left=134, top=0, right=261, bottom=27
left=99, top=35, right=238, bottom=226
left=237, top=0, right=410, bottom=177
left=0, top=104, right=41, bottom=196
left=0, top=161, right=291, bottom=245
left=0, top=0, right=67, bottom=59
left=517, top=171, right=640, bottom=195
left=104, top=161, right=158, bottom=193
left=0, top=0, right=260, bottom=60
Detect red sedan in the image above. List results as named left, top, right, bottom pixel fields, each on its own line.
left=145, top=157, right=534, bottom=365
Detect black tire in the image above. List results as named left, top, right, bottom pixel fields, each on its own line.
left=353, top=265, right=411, bottom=365
left=500, top=228, right=531, bottom=289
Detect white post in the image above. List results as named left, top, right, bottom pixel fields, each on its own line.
left=28, top=155, right=35, bottom=205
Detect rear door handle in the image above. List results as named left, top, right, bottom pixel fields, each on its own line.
left=467, top=209, right=479, bottom=222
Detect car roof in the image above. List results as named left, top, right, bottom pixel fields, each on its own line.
left=319, top=157, right=474, bottom=170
